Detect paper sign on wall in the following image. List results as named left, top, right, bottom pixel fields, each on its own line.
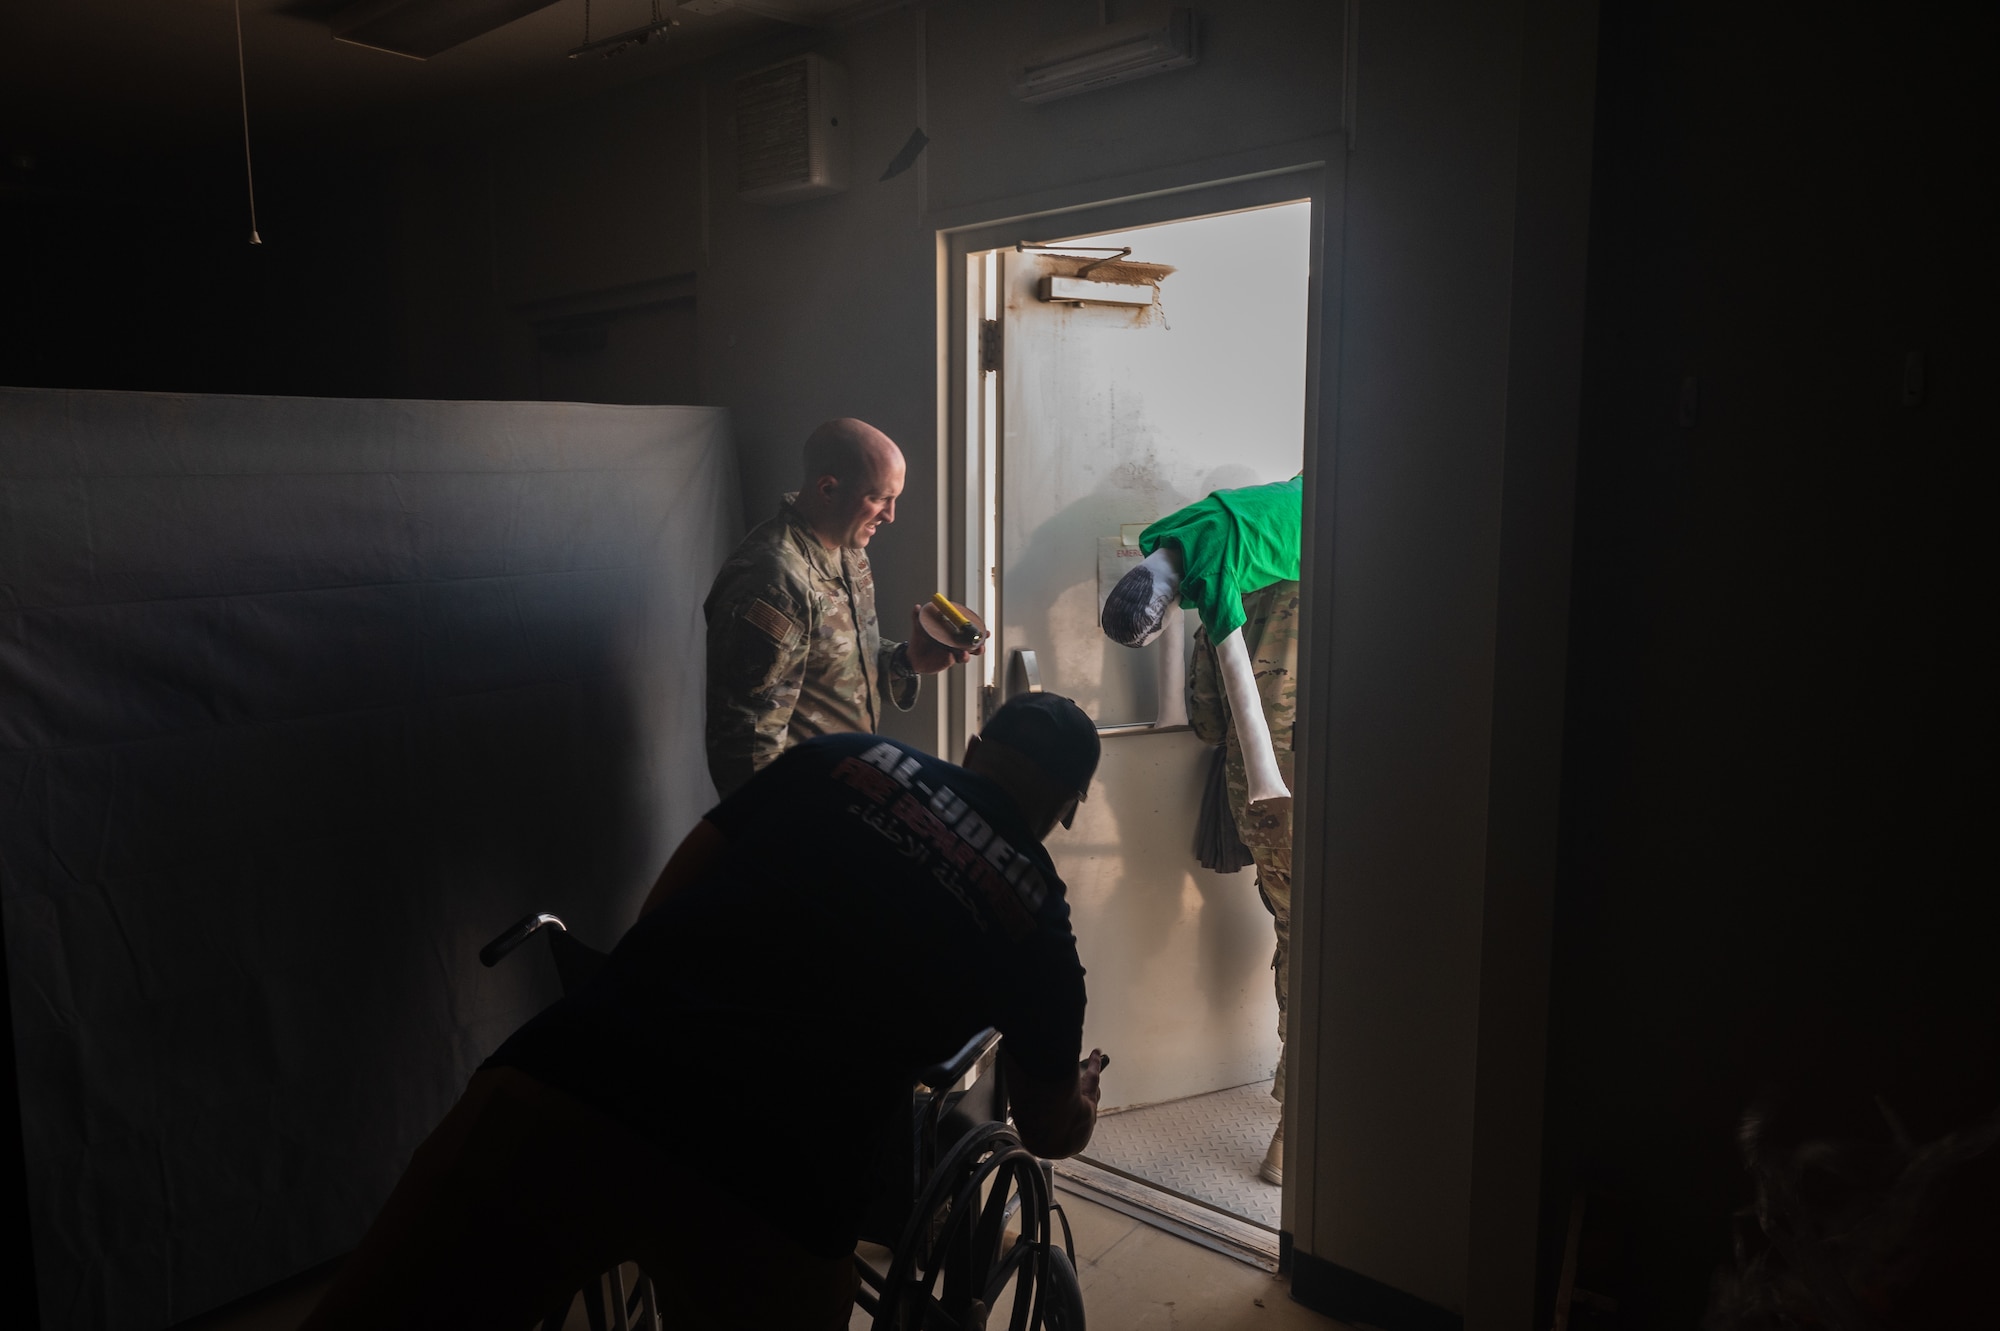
left=1099, top=534, right=1149, bottom=622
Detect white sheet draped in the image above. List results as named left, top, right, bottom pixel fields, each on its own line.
left=0, top=388, right=740, bottom=1331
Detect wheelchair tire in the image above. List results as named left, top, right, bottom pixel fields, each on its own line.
left=1038, top=1246, right=1084, bottom=1331
left=875, top=1121, right=1049, bottom=1331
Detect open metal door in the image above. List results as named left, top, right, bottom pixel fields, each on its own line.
left=992, top=202, right=1310, bottom=1111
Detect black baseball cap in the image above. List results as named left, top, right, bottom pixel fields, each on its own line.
left=981, top=692, right=1101, bottom=802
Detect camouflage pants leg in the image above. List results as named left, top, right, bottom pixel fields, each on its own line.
left=1252, top=847, right=1292, bottom=1105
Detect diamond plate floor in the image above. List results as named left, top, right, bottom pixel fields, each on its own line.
left=1081, top=1079, right=1282, bottom=1230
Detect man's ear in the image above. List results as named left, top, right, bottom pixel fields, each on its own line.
left=961, top=734, right=982, bottom=767
left=814, top=473, right=842, bottom=502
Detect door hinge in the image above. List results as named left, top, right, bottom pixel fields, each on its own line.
left=978, top=319, right=1001, bottom=374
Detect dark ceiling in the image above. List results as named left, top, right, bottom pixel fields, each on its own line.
left=0, top=0, right=890, bottom=160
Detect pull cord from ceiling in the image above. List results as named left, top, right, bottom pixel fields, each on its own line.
left=233, top=0, right=261, bottom=245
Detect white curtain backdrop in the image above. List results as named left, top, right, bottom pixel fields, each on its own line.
left=0, top=389, right=740, bottom=1330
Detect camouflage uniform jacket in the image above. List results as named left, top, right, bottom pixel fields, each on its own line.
left=1187, top=580, right=1300, bottom=850
left=703, top=495, right=920, bottom=797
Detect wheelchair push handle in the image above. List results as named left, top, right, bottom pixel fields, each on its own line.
left=480, top=913, right=568, bottom=968
left=923, top=1027, right=1004, bottom=1091
left=920, top=1031, right=1109, bottom=1090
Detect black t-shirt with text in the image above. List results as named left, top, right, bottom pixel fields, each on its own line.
left=485, top=734, right=1087, bottom=1255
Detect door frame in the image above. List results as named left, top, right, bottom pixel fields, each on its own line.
left=934, top=154, right=1346, bottom=1246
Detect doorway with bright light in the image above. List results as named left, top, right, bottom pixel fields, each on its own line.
left=945, top=180, right=1319, bottom=1267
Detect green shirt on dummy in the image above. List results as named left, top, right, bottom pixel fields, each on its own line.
left=1139, top=474, right=1303, bottom=641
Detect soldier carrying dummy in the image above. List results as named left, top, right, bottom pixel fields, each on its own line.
left=1101, top=474, right=1301, bottom=1186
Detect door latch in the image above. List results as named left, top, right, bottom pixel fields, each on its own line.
left=978, top=319, right=1001, bottom=374
left=1009, top=648, right=1042, bottom=697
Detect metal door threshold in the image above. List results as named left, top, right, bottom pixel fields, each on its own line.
left=1052, top=1156, right=1280, bottom=1271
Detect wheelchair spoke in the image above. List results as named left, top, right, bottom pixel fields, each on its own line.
left=580, top=1272, right=610, bottom=1331
left=980, top=1238, right=1036, bottom=1304
left=903, top=1291, right=966, bottom=1331
left=609, top=1264, right=631, bottom=1331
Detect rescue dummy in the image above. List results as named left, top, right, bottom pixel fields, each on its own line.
left=1101, top=475, right=1301, bottom=803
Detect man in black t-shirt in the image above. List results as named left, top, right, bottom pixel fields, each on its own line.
left=303, top=693, right=1107, bottom=1331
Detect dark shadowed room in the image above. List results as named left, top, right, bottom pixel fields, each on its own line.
left=1, top=3, right=1991, bottom=1330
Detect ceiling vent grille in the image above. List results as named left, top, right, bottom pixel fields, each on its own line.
left=735, top=53, right=849, bottom=204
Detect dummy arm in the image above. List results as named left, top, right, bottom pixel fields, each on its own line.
left=1213, top=627, right=1289, bottom=802
left=1155, top=605, right=1188, bottom=729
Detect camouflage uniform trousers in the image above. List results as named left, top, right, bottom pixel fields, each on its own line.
left=1188, top=580, right=1300, bottom=1106
left=1253, top=846, right=1291, bottom=1105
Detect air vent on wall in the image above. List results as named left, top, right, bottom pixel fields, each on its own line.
left=1012, top=7, right=1199, bottom=104
left=735, top=53, right=850, bottom=203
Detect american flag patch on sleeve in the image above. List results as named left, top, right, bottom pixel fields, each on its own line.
left=744, top=597, right=800, bottom=647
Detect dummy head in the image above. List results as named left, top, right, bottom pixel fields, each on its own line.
left=796, top=418, right=905, bottom=551
left=1101, top=546, right=1183, bottom=648
left=963, top=693, right=1101, bottom=841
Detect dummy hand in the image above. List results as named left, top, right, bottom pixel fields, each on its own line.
left=905, top=605, right=977, bottom=674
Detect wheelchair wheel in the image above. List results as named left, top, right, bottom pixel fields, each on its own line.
left=1040, top=1246, right=1084, bottom=1331
left=875, top=1121, right=1050, bottom=1331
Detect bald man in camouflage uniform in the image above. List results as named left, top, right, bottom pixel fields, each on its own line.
left=1187, top=578, right=1299, bottom=1185
left=704, top=419, right=973, bottom=798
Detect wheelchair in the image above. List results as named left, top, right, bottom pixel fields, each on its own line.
left=480, top=912, right=1090, bottom=1331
